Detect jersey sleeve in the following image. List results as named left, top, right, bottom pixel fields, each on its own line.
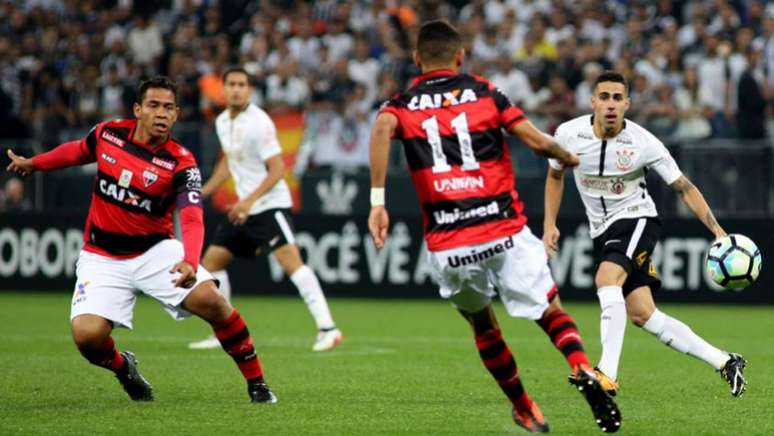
left=172, top=162, right=204, bottom=269
left=489, top=84, right=527, bottom=130
left=642, top=132, right=682, bottom=184
left=377, top=96, right=402, bottom=138
left=256, top=114, right=283, bottom=161
left=31, top=124, right=99, bottom=170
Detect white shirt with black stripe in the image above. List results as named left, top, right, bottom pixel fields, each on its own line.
left=549, top=115, right=683, bottom=238
left=215, top=104, right=293, bottom=215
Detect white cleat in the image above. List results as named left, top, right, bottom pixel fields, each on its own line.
left=188, top=335, right=221, bottom=350
left=312, top=328, right=343, bottom=352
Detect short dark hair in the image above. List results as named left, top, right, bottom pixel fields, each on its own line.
left=222, top=66, right=251, bottom=83
left=417, top=20, right=462, bottom=65
left=137, top=76, right=178, bottom=104
left=593, top=70, right=628, bottom=94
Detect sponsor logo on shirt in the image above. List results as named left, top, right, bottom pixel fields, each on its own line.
left=118, top=169, right=133, bottom=188
left=99, top=179, right=152, bottom=212
left=101, top=153, right=116, bottom=164
left=184, top=167, right=202, bottom=191
left=579, top=176, right=629, bottom=195
left=577, top=132, right=593, bottom=140
left=407, top=88, right=478, bottom=111
left=101, top=130, right=125, bottom=147
left=433, top=176, right=484, bottom=193
left=152, top=157, right=176, bottom=170
left=433, top=200, right=500, bottom=225
left=447, top=236, right=514, bottom=268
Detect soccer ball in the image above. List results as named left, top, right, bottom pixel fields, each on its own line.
left=706, top=234, right=762, bottom=291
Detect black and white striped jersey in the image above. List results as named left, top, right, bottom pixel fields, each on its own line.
left=549, top=115, right=682, bottom=238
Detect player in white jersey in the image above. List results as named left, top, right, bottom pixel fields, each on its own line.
left=543, top=71, right=746, bottom=397
left=188, top=67, right=343, bottom=351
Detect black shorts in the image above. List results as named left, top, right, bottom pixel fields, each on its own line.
left=211, top=208, right=296, bottom=257
left=593, top=217, right=662, bottom=295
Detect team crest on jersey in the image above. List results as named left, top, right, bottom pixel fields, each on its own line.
left=407, top=88, right=478, bottom=111
left=615, top=147, right=636, bottom=171
left=142, top=169, right=159, bottom=187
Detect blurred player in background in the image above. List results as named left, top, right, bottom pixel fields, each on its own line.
left=189, top=67, right=342, bottom=352
left=543, top=71, right=746, bottom=397
left=369, top=20, right=620, bottom=433
left=6, top=77, right=277, bottom=404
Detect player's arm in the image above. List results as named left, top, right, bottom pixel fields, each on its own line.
left=228, top=154, right=284, bottom=225
left=508, top=120, right=579, bottom=168
left=368, top=112, right=398, bottom=249
left=171, top=166, right=205, bottom=287
left=670, top=175, right=727, bottom=239
left=6, top=128, right=98, bottom=176
left=543, top=166, right=565, bottom=255
left=201, top=155, right=231, bottom=198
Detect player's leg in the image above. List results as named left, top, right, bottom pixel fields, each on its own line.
left=188, top=244, right=236, bottom=349
left=626, top=286, right=746, bottom=396
left=181, top=280, right=276, bottom=403
left=135, top=239, right=275, bottom=403
left=272, top=242, right=342, bottom=351
left=70, top=252, right=153, bottom=401
left=492, top=227, right=620, bottom=432
left=594, top=260, right=629, bottom=384
left=458, top=304, right=548, bottom=433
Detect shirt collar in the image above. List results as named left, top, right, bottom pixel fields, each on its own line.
left=410, top=69, right=457, bottom=88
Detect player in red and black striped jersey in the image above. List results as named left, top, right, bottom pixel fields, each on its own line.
left=368, top=21, right=620, bottom=433
left=6, top=77, right=276, bottom=404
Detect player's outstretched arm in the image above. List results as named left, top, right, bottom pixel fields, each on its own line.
left=7, top=135, right=97, bottom=176
left=368, top=112, right=397, bottom=249
left=543, top=167, right=565, bottom=256
left=201, top=155, right=231, bottom=198
left=670, top=175, right=727, bottom=239
left=508, top=120, right=579, bottom=168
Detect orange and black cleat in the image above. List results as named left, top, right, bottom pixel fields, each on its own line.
left=512, top=401, right=549, bottom=433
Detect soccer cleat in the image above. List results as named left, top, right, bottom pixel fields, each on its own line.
left=569, top=366, right=621, bottom=433
left=720, top=353, right=747, bottom=397
left=512, top=401, right=550, bottom=433
left=248, top=381, right=278, bottom=404
left=188, top=335, right=221, bottom=350
left=594, top=367, right=620, bottom=397
left=312, top=328, right=343, bottom=352
left=116, top=351, right=154, bottom=401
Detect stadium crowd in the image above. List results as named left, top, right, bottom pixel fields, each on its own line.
left=0, top=0, right=772, bottom=172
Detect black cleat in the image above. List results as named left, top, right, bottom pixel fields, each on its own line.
left=720, top=353, right=747, bottom=397
left=569, top=367, right=621, bottom=433
left=116, top=351, right=154, bottom=401
left=248, top=381, right=277, bottom=404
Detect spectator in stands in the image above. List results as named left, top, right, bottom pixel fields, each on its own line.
left=0, top=177, right=31, bottom=212
left=737, top=48, right=767, bottom=139
left=674, top=66, right=713, bottom=140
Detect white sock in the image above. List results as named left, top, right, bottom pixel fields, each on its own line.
left=642, top=309, right=729, bottom=370
left=290, top=265, right=335, bottom=330
left=597, top=286, right=627, bottom=380
left=211, top=270, right=231, bottom=302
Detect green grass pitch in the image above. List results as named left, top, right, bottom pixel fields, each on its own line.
left=0, top=292, right=772, bottom=435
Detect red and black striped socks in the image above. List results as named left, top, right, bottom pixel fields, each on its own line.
left=536, top=309, right=590, bottom=369
left=475, top=328, right=532, bottom=412
left=78, top=336, right=124, bottom=372
left=213, top=310, right=264, bottom=382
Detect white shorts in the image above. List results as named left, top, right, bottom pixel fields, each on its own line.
left=70, top=239, right=215, bottom=329
left=427, top=226, right=556, bottom=320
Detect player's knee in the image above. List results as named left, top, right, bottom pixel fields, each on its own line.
left=191, top=283, right=232, bottom=323
left=628, top=309, right=651, bottom=327
left=71, top=321, right=107, bottom=350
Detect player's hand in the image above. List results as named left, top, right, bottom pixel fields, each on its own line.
left=170, top=261, right=197, bottom=288
left=227, top=199, right=252, bottom=225
left=543, top=226, right=560, bottom=258
left=561, top=151, right=579, bottom=168
left=368, top=206, right=390, bottom=249
left=6, top=149, right=36, bottom=177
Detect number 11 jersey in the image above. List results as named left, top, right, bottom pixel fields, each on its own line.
left=380, top=69, right=529, bottom=251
